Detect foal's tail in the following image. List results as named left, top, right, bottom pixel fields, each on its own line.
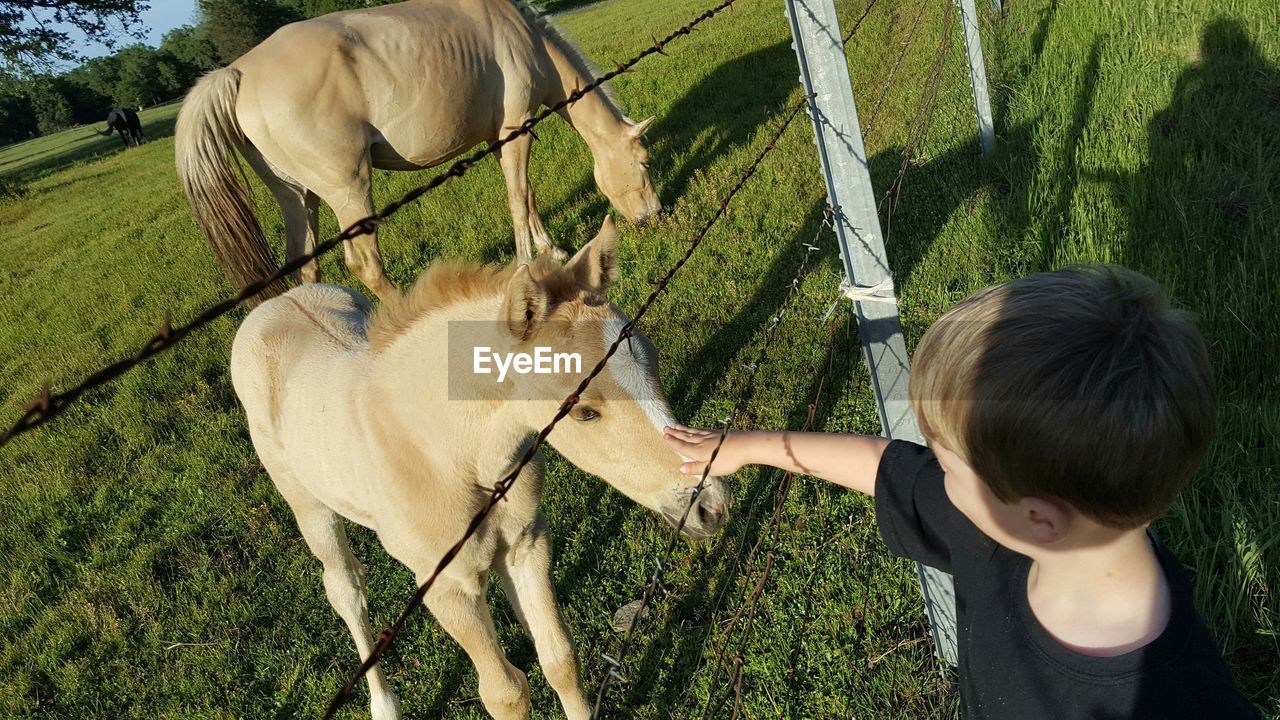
left=175, top=67, right=287, bottom=307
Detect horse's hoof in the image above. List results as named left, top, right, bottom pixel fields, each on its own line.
left=537, top=244, right=570, bottom=262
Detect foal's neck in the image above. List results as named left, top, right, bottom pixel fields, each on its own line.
left=361, top=298, right=538, bottom=470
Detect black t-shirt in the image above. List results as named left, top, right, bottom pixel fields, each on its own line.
left=874, top=440, right=1258, bottom=720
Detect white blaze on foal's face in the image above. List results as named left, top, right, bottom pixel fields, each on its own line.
left=603, top=314, right=678, bottom=436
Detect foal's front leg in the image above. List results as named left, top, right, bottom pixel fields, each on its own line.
left=497, top=511, right=591, bottom=720
left=426, top=574, right=530, bottom=720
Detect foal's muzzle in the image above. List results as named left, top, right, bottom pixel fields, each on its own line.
left=663, top=482, right=730, bottom=540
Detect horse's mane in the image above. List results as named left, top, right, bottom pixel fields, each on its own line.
left=512, top=1, right=626, bottom=115
left=366, top=257, right=591, bottom=351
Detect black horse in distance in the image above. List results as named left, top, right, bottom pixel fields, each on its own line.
left=99, top=107, right=144, bottom=147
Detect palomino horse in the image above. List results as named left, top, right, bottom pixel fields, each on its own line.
left=229, top=217, right=728, bottom=719
left=99, top=107, right=143, bottom=147
left=177, top=0, right=662, bottom=305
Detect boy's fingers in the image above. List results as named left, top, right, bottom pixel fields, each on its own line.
left=666, top=427, right=703, bottom=442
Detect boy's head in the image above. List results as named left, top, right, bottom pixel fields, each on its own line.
left=909, top=266, right=1215, bottom=541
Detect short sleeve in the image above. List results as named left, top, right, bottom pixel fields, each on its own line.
left=874, top=439, right=979, bottom=573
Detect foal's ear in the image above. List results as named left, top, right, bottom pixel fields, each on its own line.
left=628, top=116, right=656, bottom=138
left=567, top=215, right=619, bottom=293
left=505, top=264, right=551, bottom=340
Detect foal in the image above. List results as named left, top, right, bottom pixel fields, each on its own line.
left=230, top=217, right=729, bottom=719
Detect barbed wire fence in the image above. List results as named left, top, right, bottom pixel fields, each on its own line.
left=0, top=0, right=996, bottom=715
left=689, top=5, right=960, bottom=715
left=587, top=199, right=830, bottom=718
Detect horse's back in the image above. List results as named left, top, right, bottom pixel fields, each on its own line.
left=230, top=284, right=372, bottom=434
left=231, top=0, right=543, bottom=171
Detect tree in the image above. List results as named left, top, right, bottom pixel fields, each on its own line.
left=25, top=75, right=74, bottom=132
left=197, top=0, right=302, bottom=64
left=0, top=81, right=38, bottom=144
left=159, top=25, right=218, bottom=72
left=0, top=1, right=149, bottom=70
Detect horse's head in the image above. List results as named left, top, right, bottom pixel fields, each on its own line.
left=594, top=117, right=662, bottom=226
left=498, top=216, right=729, bottom=539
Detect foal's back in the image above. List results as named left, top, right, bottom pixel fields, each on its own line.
left=230, top=284, right=371, bottom=443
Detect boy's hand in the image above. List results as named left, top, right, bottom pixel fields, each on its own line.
left=662, top=424, right=750, bottom=477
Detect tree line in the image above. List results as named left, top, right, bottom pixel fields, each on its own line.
left=0, top=0, right=402, bottom=145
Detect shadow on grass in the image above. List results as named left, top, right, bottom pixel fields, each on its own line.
left=1106, top=19, right=1279, bottom=708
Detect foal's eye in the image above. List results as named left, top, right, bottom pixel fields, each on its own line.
left=574, top=407, right=601, bottom=423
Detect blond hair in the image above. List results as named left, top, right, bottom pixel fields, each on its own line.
left=909, top=266, right=1215, bottom=528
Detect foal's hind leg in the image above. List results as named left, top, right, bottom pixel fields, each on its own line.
left=425, top=574, right=530, bottom=720
left=497, top=512, right=591, bottom=720
left=279, top=488, right=401, bottom=720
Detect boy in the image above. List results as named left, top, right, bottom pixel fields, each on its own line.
left=663, top=266, right=1257, bottom=719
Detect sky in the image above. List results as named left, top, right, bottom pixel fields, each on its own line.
left=77, top=0, right=201, bottom=60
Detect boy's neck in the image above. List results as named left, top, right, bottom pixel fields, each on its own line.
left=1024, top=528, right=1172, bottom=657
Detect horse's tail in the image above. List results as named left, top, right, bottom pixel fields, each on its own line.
left=175, top=67, right=287, bottom=307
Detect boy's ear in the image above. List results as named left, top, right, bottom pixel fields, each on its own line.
left=1019, top=496, right=1073, bottom=545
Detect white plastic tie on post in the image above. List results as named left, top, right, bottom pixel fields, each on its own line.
left=840, top=276, right=898, bottom=304
left=823, top=276, right=898, bottom=321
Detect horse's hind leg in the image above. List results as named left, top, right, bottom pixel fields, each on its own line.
left=243, top=146, right=322, bottom=284
left=279, top=485, right=402, bottom=720
left=497, top=511, right=590, bottom=720
left=318, top=167, right=396, bottom=302
left=425, top=574, right=530, bottom=720
left=496, top=133, right=565, bottom=262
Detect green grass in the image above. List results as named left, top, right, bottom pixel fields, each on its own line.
left=0, top=0, right=1276, bottom=717
left=0, top=102, right=183, bottom=186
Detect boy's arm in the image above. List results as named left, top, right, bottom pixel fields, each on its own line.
left=662, top=424, right=890, bottom=496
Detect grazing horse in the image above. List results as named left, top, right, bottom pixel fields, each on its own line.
left=99, top=107, right=143, bottom=147
left=229, top=217, right=728, bottom=720
left=176, top=0, right=662, bottom=306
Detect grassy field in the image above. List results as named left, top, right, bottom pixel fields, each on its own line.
left=1, top=0, right=1276, bottom=717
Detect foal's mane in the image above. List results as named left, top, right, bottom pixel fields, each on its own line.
left=367, top=257, right=590, bottom=351
left=512, top=1, right=626, bottom=115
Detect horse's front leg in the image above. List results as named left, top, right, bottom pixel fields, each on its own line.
left=497, top=511, right=591, bottom=720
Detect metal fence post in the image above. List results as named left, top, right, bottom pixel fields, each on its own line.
left=957, top=0, right=996, bottom=154
left=783, top=0, right=959, bottom=666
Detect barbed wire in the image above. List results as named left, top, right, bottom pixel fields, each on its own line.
left=665, top=214, right=838, bottom=714
left=0, top=0, right=746, bottom=451
left=860, top=0, right=931, bottom=141
left=700, top=4, right=959, bottom=714
left=841, top=0, right=883, bottom=45
left=698, top=299, right=846, bottom=720
left=588, top=192, right=826, bottom=719
left=323, top=93, right=811, bottom=719
left=880, top=0, right=956, bottom=242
